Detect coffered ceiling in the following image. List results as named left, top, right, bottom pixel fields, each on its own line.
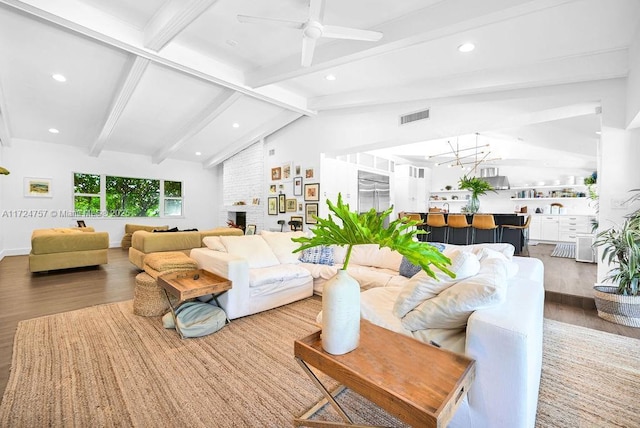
left=0, top=0, right=637, bottom=167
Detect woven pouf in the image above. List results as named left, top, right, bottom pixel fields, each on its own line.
left=133, top=272, right=171, bottom=317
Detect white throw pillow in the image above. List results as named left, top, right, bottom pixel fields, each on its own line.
left=259, top=230, right=306, bottom=264
left=202, top=236, right=226, bottom=252
left=219, top=235, right=280, bottom=268
left=442, top=243, right=515, bottom=260
left=349, top=244, right=403, bottom=271
left=400, top=257, right=508, bottom=330
left=393, top=250, right=480, bottom=318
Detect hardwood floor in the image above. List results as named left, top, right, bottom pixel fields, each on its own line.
left=0, top=247, right=638, bottom=400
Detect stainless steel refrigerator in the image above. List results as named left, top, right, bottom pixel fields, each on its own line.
left=358, top=171, right=390, bottom=224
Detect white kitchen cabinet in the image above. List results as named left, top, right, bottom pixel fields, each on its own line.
left=540, top=216, right=559, bottom=241
left=395, top=165, right=426, bottom=212
left=558, top=215, right=595, bottom=242
left=529, top=216, right=542, bottom=241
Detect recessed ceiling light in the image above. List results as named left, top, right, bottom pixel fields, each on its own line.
left=325, top=74, right=336, bottom=81
left=232, top=123, right=240, bottom=128
left=458, top=43, right=475, bottom=53
left=52, top=74, right=66, bottom=82
left=595, top=131, right=601, bottom=135
left=48, top=128, right=59, bottom=134
left=195, top=151, right=202, bottom=156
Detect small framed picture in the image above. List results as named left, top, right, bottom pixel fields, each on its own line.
left=305, top=203, right=319, bottom=224
left=286, top=198, right=297, bottom=212
left=77, top=220, right=86, bottom=228
left=293, top=176, right=303, bottom=196
left=295, top=165, right=301, bottom=175
left=305, top=168, right=314, bottom=179
left=304, top=183, right=320, bottom=201
left=268, top=197, right=278, bottom=215
left=271, top=167, right=282, bottom=181
left=278, top=194, right=286, bottom=213
left=269, top=184, right=277, bottom=194
left=290, top=215, right=303, bottom=231
left=245, top=224, right=256, bottom=235
left=282, top=162, right=292, bottom=180
left=24, top=177, right=52, bottom=198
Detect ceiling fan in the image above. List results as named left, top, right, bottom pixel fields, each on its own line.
left=237, top=0, right=383, bottom=67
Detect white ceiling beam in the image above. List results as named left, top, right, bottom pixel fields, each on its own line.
left=89, top=56, right=150, bottom=157
left=307, top=49, right=628, bottom=111
left=0, top=0, right=314, bottom=116
left=246, top=0, right=579, bottom=88
left=152, top=90, right=242, bottom=164
left=0, top=81, right=12, bottom=147
left=144, top=0, right=219, bottom=51
left=204, top=110, right=302, bottom=167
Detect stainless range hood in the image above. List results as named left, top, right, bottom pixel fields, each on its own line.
left=480, top=168, right=510, bottom=190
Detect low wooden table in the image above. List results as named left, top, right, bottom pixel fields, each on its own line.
left=294, top=320, right=475, bottom=428
left=157, top=269, right=232, bottom=338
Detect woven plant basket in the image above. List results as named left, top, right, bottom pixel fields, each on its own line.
left=133, top=272, right=176, bottom=317
left=594, top=285, right=640, bottom=328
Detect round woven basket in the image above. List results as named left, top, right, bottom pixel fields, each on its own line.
left=593, top=285, right=640, bottom=328
left=133, top=272, right=171, bottom=317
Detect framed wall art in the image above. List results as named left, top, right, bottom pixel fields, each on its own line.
left=281, top=162, right=292, bottom=180
left=268, top=197, right=278, bottom=215
left=24, top=177, right=52, bottom=198
left=245, top=224, right=256, bottom=235
left=293, top=176, right=303, bottom=196
left=305, top=203, right=318, bottom=224
left=304, top=183, right=320, bottom=201
left=278, top=194, right=286, bottom=213
left=286, top=198, right=297, bottom=212
left=271, top=167, right=282, bottom=181
left=305, top=168, right=314, bottom=179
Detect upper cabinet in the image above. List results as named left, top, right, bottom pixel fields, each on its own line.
left=395, top=165, right=427, bottom=212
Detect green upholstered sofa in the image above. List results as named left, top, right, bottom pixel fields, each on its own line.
left=29, top=227, right=109, bottom=273
left=128, top=227, right=243, bottom=269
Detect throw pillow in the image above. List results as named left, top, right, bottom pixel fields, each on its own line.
left=219, top=235, right=280, bottom=269
left=202, top=236, right=226, bottom=252
left=398, top=242, right=446, bottom=278
left=299, top=246, right=334, bottom=265
left=400, top=257, right=508, bottom=330
left=393, top=250, right=481, bottom=318
left=259, top=230, right=306, bottom=264
left=399, top=257, right=422, bottom=278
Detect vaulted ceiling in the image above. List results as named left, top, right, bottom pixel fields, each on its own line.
left=0, top=0, right=638, bottom=168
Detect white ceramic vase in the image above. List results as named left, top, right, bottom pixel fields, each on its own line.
left=321, top=269, right=360, bottom=355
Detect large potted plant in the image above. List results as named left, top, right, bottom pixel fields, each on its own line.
left=458, top=175, right=495, bottom=213
left=593, top=189, right=640, bottom=327
left=292, top=193, right=453, bottom=355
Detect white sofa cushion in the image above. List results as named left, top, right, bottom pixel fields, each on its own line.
left=401, top=257, right=509, bottom=330
left=202, top=236, right=226, bottom=252
left=219, top=235, right=280, bottom=268
left=393, top=250, right=480, bottom=318
left=443, top=242, right=515, bottom=260
left=248, top=264, right=311, bottom=287
left=349, top=244, right=403, bottom=271
left=259, top=230, right=306, bottom=264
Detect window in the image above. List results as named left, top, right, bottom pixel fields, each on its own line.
left=73, top=173, right=183, bottom=218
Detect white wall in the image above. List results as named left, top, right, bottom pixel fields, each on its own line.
left=626, top=24, right=640, bottom=128
left=0, top=140, right=218, bottom=255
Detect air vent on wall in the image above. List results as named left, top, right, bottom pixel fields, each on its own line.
left=399, top=108, right=429, bottom=125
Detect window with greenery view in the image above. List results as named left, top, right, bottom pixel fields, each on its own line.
left=73, top=173, right=183, bottom=217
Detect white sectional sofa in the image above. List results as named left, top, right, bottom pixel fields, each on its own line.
left=188, top=231, right=544, bottom=428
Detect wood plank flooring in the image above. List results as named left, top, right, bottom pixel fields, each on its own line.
left=0, top=247, right=638, bottom=400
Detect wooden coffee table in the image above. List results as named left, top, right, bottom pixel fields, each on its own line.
left=294, top=320, right=475, bottom=428
left=157, top=269, right=232, bottom=338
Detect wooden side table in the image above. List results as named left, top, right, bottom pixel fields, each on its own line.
left=157, top=269, right=232, bottom=338
left=294, top=320, right=475, bottom=428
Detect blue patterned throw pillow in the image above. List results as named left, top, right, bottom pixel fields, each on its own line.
left=299, top=246, right=334, bottom=265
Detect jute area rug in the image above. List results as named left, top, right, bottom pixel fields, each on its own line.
left=1, top=298, right=639, bottom=428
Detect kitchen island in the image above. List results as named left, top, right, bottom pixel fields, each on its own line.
left=419, top=213, right=525, bottom=254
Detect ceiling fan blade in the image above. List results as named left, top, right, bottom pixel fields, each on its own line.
left=321, top=25, right=383, bottom=41
left=301, top=35, right=318, bottom=67
left=237, top=15, right=304, bottom=29
left=309, top=0, right=326, bottom=23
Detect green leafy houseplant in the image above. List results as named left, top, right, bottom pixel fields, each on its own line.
left=594, top=192, right=640, bottom=296
left=292, top=193, right=453, bottom=280
left=457, top=175, right=495, bottom=199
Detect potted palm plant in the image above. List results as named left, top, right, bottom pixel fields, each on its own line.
left=292, top=193, right=453, bottom=354
left=458, top=175, right=496, bottom=213
left=593, top=189, right=640, bottom=327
